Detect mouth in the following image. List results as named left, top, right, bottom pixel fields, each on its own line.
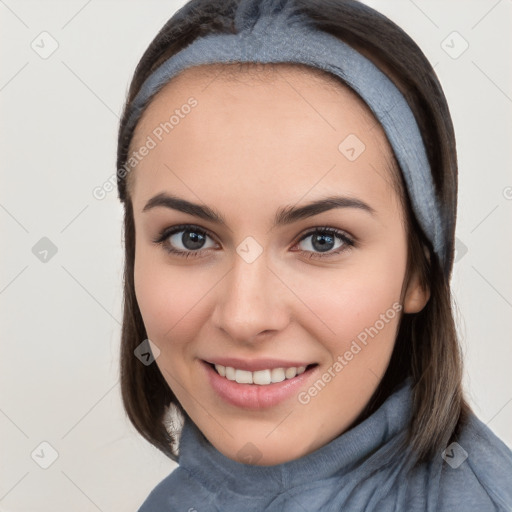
left=205, top=361, right=319, bottom=385
left=201, top=359, right=320, bottom=409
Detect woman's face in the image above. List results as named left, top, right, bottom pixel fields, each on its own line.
left=129, top=64, right=428, bottom=465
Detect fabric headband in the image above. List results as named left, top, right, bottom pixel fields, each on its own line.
left=121, top=0, right=445, bottom=272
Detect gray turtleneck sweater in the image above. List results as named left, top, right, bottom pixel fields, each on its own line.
left=137, top=378, right=512, bottom=511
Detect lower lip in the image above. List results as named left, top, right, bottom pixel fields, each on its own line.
left=201, top=360, right=319, bottom=410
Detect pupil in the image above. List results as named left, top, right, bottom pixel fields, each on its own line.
left=312, top=233, right=334, bottom=252
left=184, top=231, right=205, bottom=250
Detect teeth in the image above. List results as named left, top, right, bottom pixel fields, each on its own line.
left=270, top=368, right=285, bottom=383
left=214, top=364, right=309, bottom=385
left=285, top=367, right=297, bottom=379
left=235, top=369, right=253, bottom=384
left=253, top=369, right=271, bottom=385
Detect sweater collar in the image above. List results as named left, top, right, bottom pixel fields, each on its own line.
left=177, top=376, right=413, bottom=497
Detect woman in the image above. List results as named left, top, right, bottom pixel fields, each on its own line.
left=115, top=0, right=512, bottom=509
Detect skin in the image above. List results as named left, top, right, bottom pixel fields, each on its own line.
left=128, top=63, right=429, bottom=466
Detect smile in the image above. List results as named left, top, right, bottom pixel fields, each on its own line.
left=213, top=364, right=309, bottom=385
left=201, top=359, right=320, bottom=409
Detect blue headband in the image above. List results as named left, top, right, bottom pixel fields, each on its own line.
left=122, top=0, right=445, bottom=271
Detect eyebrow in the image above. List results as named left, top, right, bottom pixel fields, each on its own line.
left=142, top=192, right=376, bottom=227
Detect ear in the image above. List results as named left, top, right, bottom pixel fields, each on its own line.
left=403, top=272, right=430, bottom=313
left=403, top=245, right=431, bottom=314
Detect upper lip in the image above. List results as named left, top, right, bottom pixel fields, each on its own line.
left=203, top=357, right=315, bottom=372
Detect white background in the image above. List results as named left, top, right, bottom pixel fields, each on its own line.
left=1, top=0, right=511, bottom=510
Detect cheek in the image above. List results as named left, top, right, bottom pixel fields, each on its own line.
left=133, top=248, right=213, bottom=344
left=291, top=241, right=406, bottom=352
left=295, top=274, right=402, bottom=350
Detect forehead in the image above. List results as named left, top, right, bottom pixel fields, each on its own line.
left=128, top=62, right=399, bottom=214
left=131, top=62, right=379, bottom=144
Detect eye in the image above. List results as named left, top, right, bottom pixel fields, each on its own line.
left=293, top=227, right=354, bottom=259
left=153, top=224, right=355, bottom=260
left=152, top=224, right=217, bottom=258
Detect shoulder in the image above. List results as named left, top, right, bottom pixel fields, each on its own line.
left=436, top=412, right=512, bottom=511
left=137, top=466, right=206, bottom=512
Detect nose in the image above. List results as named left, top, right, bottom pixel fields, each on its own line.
left=211, top=251, right=290, bottom=345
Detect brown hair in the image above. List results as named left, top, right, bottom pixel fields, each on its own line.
left=116, top=0, right=473, bottom=468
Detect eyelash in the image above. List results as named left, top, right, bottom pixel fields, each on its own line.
left=152, top=224, right=355, bottom=260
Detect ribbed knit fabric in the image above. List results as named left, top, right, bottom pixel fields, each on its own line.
left=137, top=377, right=512, bottom=511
